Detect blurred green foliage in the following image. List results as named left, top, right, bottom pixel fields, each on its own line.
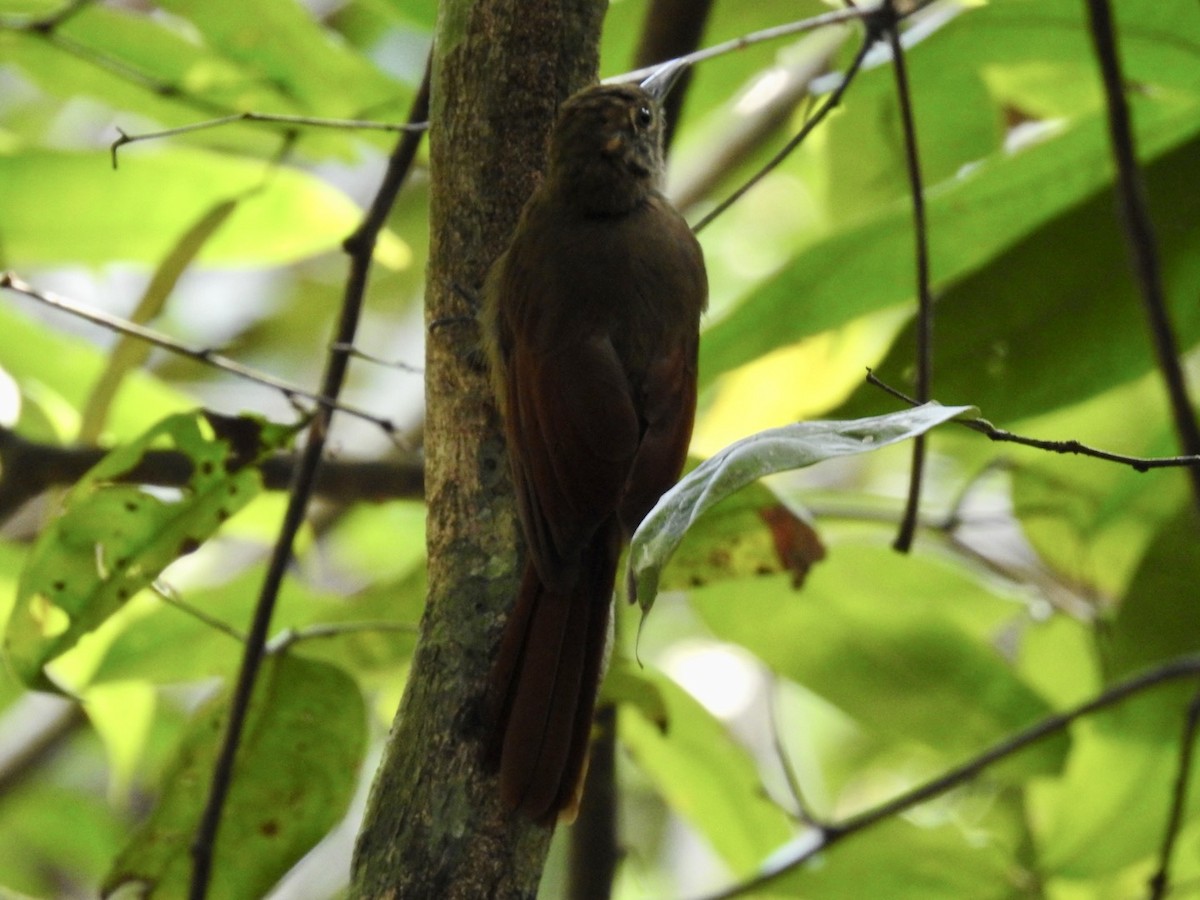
left=0, top=0, right=1198, bottom=897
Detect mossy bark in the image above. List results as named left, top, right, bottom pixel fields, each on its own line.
left=350, top=1, right=608, bottom=897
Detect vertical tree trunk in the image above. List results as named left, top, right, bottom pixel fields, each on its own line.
left=350, top=1, right=607, bottom=896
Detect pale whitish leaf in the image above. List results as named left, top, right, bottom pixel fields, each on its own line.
left=630, top=404, right=974, bottom=610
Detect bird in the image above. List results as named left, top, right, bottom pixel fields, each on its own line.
left=480, top=61, right=708, bottom=825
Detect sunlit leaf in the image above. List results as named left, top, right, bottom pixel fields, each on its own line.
left=5, top=411, right=295, bottom=689
left=620, top=671, right=794, bottom=874
left=842, top=134, right=1200, bottom=424
left=1097, top=506, right=1200, bottom=735
left=700, top=96, right=1200, bottom=387
left=755, top=817, right=1021, bottom=899
left=1031, top=698, right=1200, bottom=879
left=0, top=149, right=411, bottom=268
left=691, top=549, right=1066, bottom=774
left=80, top=197, right=240, bottom=443
left=154, top=0, right=401, bottom=116
left=103, top=653, right=367, bottom=899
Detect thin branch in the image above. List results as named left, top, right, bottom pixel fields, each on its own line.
left=610, top=1, right=941, bottom=86
left=0, top=272, right=402, bottom=437
left=187, top=53, right=432, bottom=900
left=883, top=1, right=932, bottom=554
left=669, top=44, right=834, bottom=214
left=866, top=371, right=1200, bottom=472
left=159, top=584, right=420, bottom=657
left=328, top=342, right=423, bottom=373
left=29, top=29, right=235, bottom=120
left=1082, top=0, right=1200, bottom=509
left=0, top=426, right=424, bottom=523
left=1148, top=684, right=1200, bottom=899
left=153, top=583, right=247, bottom=644
left=691, top=15, right=882, bottom=234
left=111, top=114, right=428, bottom=168
left=767, top=677, right=825, bottom=827
left=696, top=653, right=1200, bottom=900
left=3, top=4, right=420, bottom=143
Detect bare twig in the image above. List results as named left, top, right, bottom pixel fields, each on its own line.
left=866, top=371, right=1200, bottom=472
left=1082, top=0, right=1200, bottom=508
left=187, top=54, right=432, bottom=900
left=24, top=29, right=235, bottom=119
left=0, top=272, right=401, bottom=437
left=1148, top=685, right=1200, bottom=899
left=696, top=653, right=1200, bottom=900
left=153, top=583, right=247, bottom=644
left=669, top=35, right=840, bottom=214
left=767, top=678, right=824, bottom=827
left=610, top=0, right=942, bottom=86
left=328, top=342, right=423, bottom=373
left=691, top=14, right=882, bottom=234
left=882, top=1, right=932, bottom=554
left=111, top=115, right=428, bottom=168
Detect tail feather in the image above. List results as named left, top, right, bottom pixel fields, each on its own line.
left=486, top=522, right=620, bottom=824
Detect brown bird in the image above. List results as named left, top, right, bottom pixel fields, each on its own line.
left=481, top=63, right=707, bottom=825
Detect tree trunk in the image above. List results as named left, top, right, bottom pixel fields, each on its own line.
left=350, top=1, right=607, bottom=896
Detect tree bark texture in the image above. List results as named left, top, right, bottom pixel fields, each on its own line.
left=350, top=1, right=607, bottom=897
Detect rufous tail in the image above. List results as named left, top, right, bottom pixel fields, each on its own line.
left=485, top=522, right=620, bottom=825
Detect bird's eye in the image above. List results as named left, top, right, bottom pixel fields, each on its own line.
left=635, top=105, right=653, bottom=128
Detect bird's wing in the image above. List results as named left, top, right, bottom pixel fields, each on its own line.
left=619, top=337, right=698, bottom=533
left=506, top=332, right=640, bottom=590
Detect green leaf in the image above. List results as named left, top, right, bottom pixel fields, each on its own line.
left=0, top=781, right=123, bottom=898
left=0, top=148, right=410, bottom=268
left=762, top=818, right=1020, bottom=899
left=1009, top=373, right=1188, bottom=600
left=652, top=480, right=812, bottom=593
left=691, top=546, right=1066, bottom=774
left=1100, top=506, right=1200, bottom=730
left=103, top=653, right=367, bottom=899
left=599, top=655, right=667, bottom=731
left=79, top=197, right=240, bottom=443
left=841, top=133, right=1200, bottom=424
left=5, top=411, right=294, bottom=689
left=0, top=302, right=190, bottom=440
left=630, top=404, right=972, bottom=609
left=699, top=94, right=1200, bottom=388
left=1031, top=699, right=1200, bottom=879
left=620, top=672, right=794, bottom=874
left=154, top=0, right=401, bottom=115
left=91, top=562, right=426, bottom=687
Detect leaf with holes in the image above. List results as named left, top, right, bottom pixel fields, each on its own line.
left=5, top=410, right=295, bottom=690
left=629, top=404, right=973, bottom=612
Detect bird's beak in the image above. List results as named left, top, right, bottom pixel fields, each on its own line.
left=639, top=58, right=690, bottom=101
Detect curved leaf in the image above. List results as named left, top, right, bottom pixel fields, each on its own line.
left=631, top=404, right=972, bottom=610
left=5, top=411, right=294, bottom=689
